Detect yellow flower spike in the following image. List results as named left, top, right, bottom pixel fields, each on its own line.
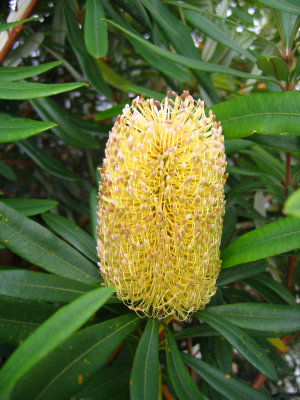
left=97, top=91, right=227, bottom=320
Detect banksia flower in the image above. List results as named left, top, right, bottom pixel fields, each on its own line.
left=97, top=91, right=227, bottom=320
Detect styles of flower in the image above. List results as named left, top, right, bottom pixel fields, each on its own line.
left=97, top=91, right=227, bottom=320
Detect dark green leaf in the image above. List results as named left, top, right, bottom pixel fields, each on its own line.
left=0, top=270, right=94, bottom=303
left=210, top=92, right=300, bottom=139
left=203, top=303, right=300, bottom=334
left=0, top=18, right=38, bottom=33
left=182, top=353, right=270, bottom=400
left=42, top=213, right=98, bottom=263
left=0, top=286, right=114, bottom=398
left=224, top=139, right=254, bottom=155
left=221, top=205, right=237, bottom=250
left=222, top=217, right=300, bottom=268
left=0, top=296, right=56, bottom=346
left=0, top=201, right=100, bottom=284
left=89, top=188, right=98, bottom=242
left=11, top=314, right=141, bottom=400
left=17, top=139, right=79, bottom=181
left=30, top=98, right=100, bottom=149
left=130, top=318, right=159, bottom=400
left=226, top=181, right=279, bottom=204
left=248, top=133, right=300, bottom=152
left=213, top=336, right=232, bottom=374
left=164, top=325, right=206, bottom=400
left=0, top=199, right=57, bottom=216
left=0, top=82, right=85, bottom=100
left=217, top=261, right=267, bottom=286
left=0, top=113, right=56, bottom=143
left=198, top=313, right=277, bottom=380
left=84, top=0, right=108, bottom=58
left=0, top=161, right=16, bottom=181
left=73, top=364, right=131, bottom=400
left=0, top=62, right=61, bottom=82
left=257, top=56, right=289, bottom=81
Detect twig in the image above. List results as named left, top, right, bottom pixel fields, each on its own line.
left=162, top=385, right=176, bottom=400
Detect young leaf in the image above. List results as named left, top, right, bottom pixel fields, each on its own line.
left=0, top=286, right=114, bottom=398
left=0, top=269, right=94, bottom=303
left=42, top=213, right=98, bottom=262
left=221, top=216, right=300, bottom=268
left=130, top=318, right=159, bottom=400
left=164, top=325, right=207, bottom=400
left=0, top=62, right=61, bottom=82
left=0, top=82, right=85, bottom=100
left=0, top=199, right=57, bottom=217
left=198, top=313, right=277, bottom=380
left=84, top=0, right=108, bottom=58
left=11, top=314, right=141, bottom=400
left=182, top=353, right=270, bottom=400
left=0, top=201, right=100, bottom=284
left=203, top=303, right=300, bottom=334
left=0, top=114, right=56, bottom=143
left=210, top=92, right=300, bottom=139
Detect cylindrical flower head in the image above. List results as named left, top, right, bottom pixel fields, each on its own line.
left=97, top=91, right=227, bottom=320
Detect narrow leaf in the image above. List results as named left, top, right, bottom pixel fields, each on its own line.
left=222, top=217, right=300, bottom=268
left=203, top=303, right=300, bottom=334
left=84, top=0, right=108, bottom=58
left=210, top=92, right=300, bottom=139
left=0, top=270, right=94, bottom=303
left=0, top=62, right=61, bottom=82
left=198, top=313, right=277, bottom=380
left=164, top=325, right=206, bottom=400
left=0, top=201, right=100, bottom=284
left=249, top=133, right=300, bottom=153
left=89, top=188, right=98, bottom=241
left=256, top=0, right=300, bottom=14
left=11, top=314, right=140, bottom=400
left=0, top=114, right=56, bottom=143
left=0, top=18, right=37, bottom=33
left=95, top=103, right=126, bottom=121
left=0, top=286, right=114, bottom=397
left=257, top=56, right=289, bottom=81
left=0, top=161, right=16, bottom=181
left=217, top=261, right=267, bottom=286
left=42, top=213, right=98, bottom=262
left=0, top=199, right=57, bottom=217
left=182, top=353, right=270, bottom=400
left=130, top=318, right=159, bottom=400
left=0, top=82, right=85, bottom=100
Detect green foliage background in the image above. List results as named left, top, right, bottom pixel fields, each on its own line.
left=0, top=0, right=299, bottom=399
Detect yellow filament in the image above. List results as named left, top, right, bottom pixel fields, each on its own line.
left=97, top=91, right=227, bottom=320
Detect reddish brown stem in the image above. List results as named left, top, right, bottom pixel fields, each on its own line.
left=162, top=385, right=176, bottom=400
left=0, top=0, right=41, bottom=65
left=285, top=152, right=292, bottom=190
left=251, top=372, right=267, bottom=389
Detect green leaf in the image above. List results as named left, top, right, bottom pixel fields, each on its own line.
left=84, top=0, right=108, bottom=58
left=0, top=296, right=56, bottom=346
left=0, top=113, right=56, bottom=143
left=95, top=103, right=126, bottom=121
left=73, top=364, right=131, bottom=400
left=224, top=139, right=254, bottom=155
left=62, top=1, right=112, bottom=98
left=130, top=318, right=159, bottom=400
left=164, top=325, right=206, bottom=400
left=257, top=56, right=289, bottom=81
left=284, top=188, right=300, bottom=218
left=210, top=92, right=300, bottom=139
left=0, top=18, right=38, bottom=33
left=221, top=205, right=237, bottom=250
left=198, top=313, right=277, bottom=380
left=0, top=199, right=57, bottom=217
left=203, top=303, right=300, bottom=334
left=17, top=140, right=79, bottom=181
left=248, top=133, right=300, bottom=153
left=42, top=213, right=98, bottom=263
left=182, top=353, right=270, bottom=400
left=184, top=10, right=256, bottom=62
left=0, top=286, right=114, bottom=398
left=256, top=0, right=300, bottom=14
left=103, top=19, right=273, bottom=82
left=217, top=261, right=267, bottom=286
left=0, top=270, right=94, bottom=303
left=226, top=181, right=279, bottom=204
left=89, top=188, right=98, bottom=242
left=0, top=82, right=85, bottom=100
left=213, top=336, right=232, bottom=374
left=11, top=314, right=141, bottom=400
left=0, top=62, right=61, bottom=82
left=0, top=201, right=100, bottom=284
left=30, top=98, right=100, bottom=149
left=221, top=217, right=300, bottom=268
left=0, top=161, right=16, bottom=181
